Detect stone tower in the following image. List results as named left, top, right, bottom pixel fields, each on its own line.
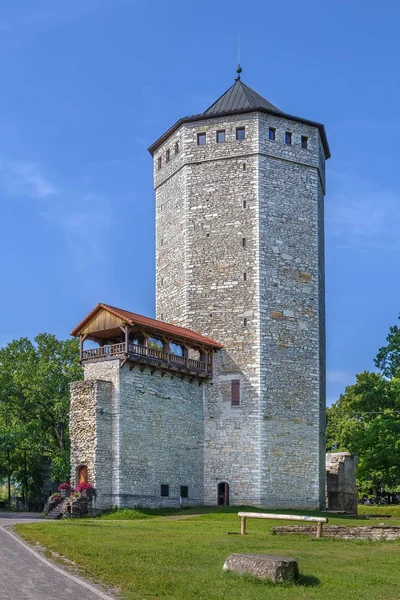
left=149, top=76, right=330, bottom=509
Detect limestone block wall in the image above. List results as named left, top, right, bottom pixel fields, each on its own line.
left=258, top=113, right=326, bottom=508
left=117, top=363, right=205, bottom=507
left=83, top=359, right=121, bottom=507
left=69, top=378, right=114, bottom=510
left=71, top=358, right=205, bottom=509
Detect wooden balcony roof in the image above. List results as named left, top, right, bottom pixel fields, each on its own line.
left=70, top=303, right=223, bottom=350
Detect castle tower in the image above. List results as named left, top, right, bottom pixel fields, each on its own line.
left=149, top=74, right=330, bottom=509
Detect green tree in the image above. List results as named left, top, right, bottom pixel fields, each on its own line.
left=327, top=372, right=400, bottom=496
left=375, top=315, right=400, bottom=379
left=0, top=334, right=82, bottom=507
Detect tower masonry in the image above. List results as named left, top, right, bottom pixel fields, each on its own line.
left=150, top=77, right=330, bottom=508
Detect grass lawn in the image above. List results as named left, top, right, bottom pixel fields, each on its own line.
left=15, top=506, right=400, bottom=600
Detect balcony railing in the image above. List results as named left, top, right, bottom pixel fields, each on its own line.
left=81, top=341, right=211, bottom=376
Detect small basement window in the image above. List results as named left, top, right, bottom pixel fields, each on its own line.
left=231, top=379, right=240, bottom=406
left=268, top=127, right=276, bottom=140
left=157, top=156, right=162, bottom=169
left=197, top=132, right=206, bottom=146
left=180, top=485, right=189, bottom=498
left=166, top=149, right=170, bottom=162
left=161, top=484, right=169, bottom=497
left=285, top=131, right=292, bottom=145
left=301, top=135, right=308, bottom=149
left=216, top=130, right=225, bottom=143
left=236, top=127, right=245, bottom=140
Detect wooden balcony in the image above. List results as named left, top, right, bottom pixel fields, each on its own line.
left=81, top=341, right=212, bottom=377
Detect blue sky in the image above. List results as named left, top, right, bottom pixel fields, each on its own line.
left=0, top=0, right=399, bottom=405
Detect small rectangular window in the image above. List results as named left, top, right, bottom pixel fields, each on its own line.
left=242, top=238, right=246, bottom=247
left=197, top=132, right=206, bottom=146
left=243, top=318, right=247, bottom=327
left=216, top=130, right=225, bottom=143
left=231, top=379, right=240, bottom=406
left=268, top=127, right=276, bottom=141
left=243, top=200, right=247, bottom=208
left=160, top=484, right=169, bottom=497
left=174, top=141, right=179, bottom=154
left=180, top=485, right=188, bottom=498
left=285, top=131, right=292, bottom=145
left=242, top=163, right=246, bottom=171
left=236, top=127, right=245, bottom=140
left=166, top=149, right=170, bottom=162
left=243, top=272, right=247, bottom=281
left=301, top=135, right=308, bottom=149
left=157, top=157, right=162, bottom=169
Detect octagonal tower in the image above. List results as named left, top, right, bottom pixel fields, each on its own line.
left=149, top=76, right=330, bottom=509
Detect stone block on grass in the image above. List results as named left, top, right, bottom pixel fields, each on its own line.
left=223, top=553, right=298, bottom=583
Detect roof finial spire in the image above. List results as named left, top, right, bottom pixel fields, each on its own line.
left=236, top=36, right=242, bottom=81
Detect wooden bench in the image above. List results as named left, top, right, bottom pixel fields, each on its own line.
left=238, top=512, right=328, bottom=538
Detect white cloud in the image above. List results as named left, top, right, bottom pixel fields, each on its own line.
left=326, top=369, right=355, bottom=386
left=0, top=0, right=118, bottom=36
left=326, top=172, right=400, bottom=251
left=0, top=157, right=116, bottom=276
left=0, top=159, right=57, bottom=198
left=42, top=194, right=116, bottom=272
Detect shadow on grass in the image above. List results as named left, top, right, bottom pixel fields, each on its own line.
left=225, top=571, right=320, bottom=588
left=296, top=574, right=321, bottom=587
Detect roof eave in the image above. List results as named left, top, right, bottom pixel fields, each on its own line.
left=148, top=107, right=331, bottom=159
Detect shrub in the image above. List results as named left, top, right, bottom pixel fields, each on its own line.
left=49, top=492, right=62, bottom=502
left=77, top=482, right=94, bottom=493
left=58, top=482, right=71, bottom=492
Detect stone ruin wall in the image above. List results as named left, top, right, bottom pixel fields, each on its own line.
left=326, top=452, right=358, bottom=515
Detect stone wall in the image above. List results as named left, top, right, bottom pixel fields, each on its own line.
left=70, top=377, right=114, bottom=510
left=326, top=452, right=358, bottom=514
left=153, top=108, right=327, bottom=508
left=71, top=358, right=205, bottom=509
left=273, top=525, right=400, bottom=540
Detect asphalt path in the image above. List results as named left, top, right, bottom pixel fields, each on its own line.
left=0, top=513, right=115, bottom=600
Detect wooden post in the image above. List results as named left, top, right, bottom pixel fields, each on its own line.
left=316, top=521, right=323, bottom=538
left=79, top=334, right=88, bottom=360
left=124, top=325, right=129, bottom=354
left=183, top=345, right=189, bottom=368
left=241, top=516, right=246, bottom=535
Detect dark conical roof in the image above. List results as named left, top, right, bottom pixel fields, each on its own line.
left=148, top=79, right=330, bottom=159
left=203, top=79, right=281, bottom=116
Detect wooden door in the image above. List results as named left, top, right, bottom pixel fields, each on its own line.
left=78, top=465, right=88, bottom=483
left=217, top=482, right=229, bottom=506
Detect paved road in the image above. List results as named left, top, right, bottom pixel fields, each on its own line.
left=0, top=513, right=114, bottom=600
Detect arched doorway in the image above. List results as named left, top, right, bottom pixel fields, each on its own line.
left=78, top=465, right=88, bottom=484
left=217, top=482, right=229, bottom=506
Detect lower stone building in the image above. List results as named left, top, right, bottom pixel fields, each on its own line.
left=70, top=303, right=220, bottom=509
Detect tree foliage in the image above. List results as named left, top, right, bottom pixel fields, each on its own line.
left=327, top=318, right=400, bottom=496
left=0, top=334, right=82, bottom=506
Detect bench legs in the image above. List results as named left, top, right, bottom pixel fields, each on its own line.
left=241, top=517, right=246, bottom=535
